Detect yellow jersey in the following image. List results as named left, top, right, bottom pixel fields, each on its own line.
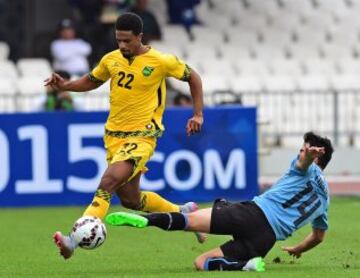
left=89, top=47, right=191, bottom=138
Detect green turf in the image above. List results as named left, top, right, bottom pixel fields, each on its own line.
left=0, top=197, right=359, bottom=277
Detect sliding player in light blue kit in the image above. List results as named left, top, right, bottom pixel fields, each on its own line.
left=105, top=132, right=334, bottom=272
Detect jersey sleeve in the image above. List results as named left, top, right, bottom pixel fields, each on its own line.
left=89, top=56, right=110, bottom=83
left=162, top=54, right=191, bottom=81
left=290, top=155, right=319, bottom=176
left=312, top=213, right=328, bottom=230
left=289, top=156, right=306, bottom=175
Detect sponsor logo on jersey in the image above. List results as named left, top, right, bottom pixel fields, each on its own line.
left=143, top=66, right=154, bottom=76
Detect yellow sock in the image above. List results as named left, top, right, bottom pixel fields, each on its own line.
left=83, top=189, right=111, bottom=219
left=139, top=191, right=180, bottom=212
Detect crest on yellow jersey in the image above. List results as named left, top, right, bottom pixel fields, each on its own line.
left=142, top=66, right=154, bottom=77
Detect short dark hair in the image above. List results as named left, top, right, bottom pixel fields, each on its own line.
left=115, top=12, right=143, bottom=35
left=303, top=131, right=334, bottom=169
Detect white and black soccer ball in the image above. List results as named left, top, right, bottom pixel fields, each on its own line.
left=71, top=216, right=107, bottom=250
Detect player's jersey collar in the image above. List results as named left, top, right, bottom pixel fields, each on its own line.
left=122, top=46, right=152, bottom=65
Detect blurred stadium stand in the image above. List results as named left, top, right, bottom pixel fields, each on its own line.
left=0, top=0, right=360, bottom=151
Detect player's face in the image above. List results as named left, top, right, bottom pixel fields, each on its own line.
left=60, top=28, right=76, bottom=40
left=115, top=30, right=142, bottom=58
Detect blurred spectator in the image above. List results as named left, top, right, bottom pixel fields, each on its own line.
left=166, top=0, right=201, bottom=29
left=130, top=0, right=162, bottom=44
left=51, top=19, right=92, bottom=76
left=43, top=71, right=74, bottom=111
left=173, top=93, right=192, bottom=107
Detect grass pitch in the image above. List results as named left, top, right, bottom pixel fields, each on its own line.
left=0, top=197, right=359, bottom=277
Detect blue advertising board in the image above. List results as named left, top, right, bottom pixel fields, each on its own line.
left=0, top=107, right=258, bottom=206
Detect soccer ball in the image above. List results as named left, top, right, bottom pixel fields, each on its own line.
left=71, top=216, right=107, bottom=250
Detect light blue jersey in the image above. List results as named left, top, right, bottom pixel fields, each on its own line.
left=253, top=156, right=329, bottom=240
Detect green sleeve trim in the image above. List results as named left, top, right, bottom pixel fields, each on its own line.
left=88, top=73, right=105, bottom=84
left=180, top=64, right=192, bottom=82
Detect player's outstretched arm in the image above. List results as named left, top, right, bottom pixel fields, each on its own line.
left=186, top=69, right=204, bottom=136
left=44, top=73, right=100, bottom=92
left=296, top=144, right=325, bottom=171
left=282, top=228, right=326, bottom=258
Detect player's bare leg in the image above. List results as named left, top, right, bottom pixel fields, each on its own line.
left=53, top=160, right=133, bottom=260
left=116, top=173, right=206, bottom=244
left=180, top=202, right=208, bottom=243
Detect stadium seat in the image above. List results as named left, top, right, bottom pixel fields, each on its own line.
left=282, top=0, right=315, bottom=16
left=209, top=0, right=242, bottom=15
left=319, top=43, right=356, bottom=60
left=0, top=41, right=10, bottom=60
left=17, top=58, right=52, bottom=79
left=199, top=11, right=233, bottom=31
left=16, top=77, right=46, bottom=112
left=247, top=0, right=281, bottom=16
left=230, top=75, right=264, bottom=94
left=325, top=25, right=359, bottom=46
left=252, top=44, right=287, bottom=60
left=168, top=78, right=191, bottom=95
left=190, top=26, right=225, bottom=44
left=330, top=74, right=360, bottom=90
left=302, top=58, right=340, bottom=77
left=0, top=60, right=18, bottom=80
left=296, top=75, right=331, bottom=91
left=150, top=41, right=186, bottom=59
left=80, top=80, right=110, bottom=111
left=0, top=78, right=17, bottom=112
left=197, top=58, right=236, bottom=76
left=226, top=28, right=260, bottom=48
left=260, top=27, right=294, bottom=47
left=235, top=59, right=271, bottom=77
left=80, top=93, right=109, bottom=111
left=162, top=26, right=191, bottom=44
left=212, top=90, right=242, bottom=106
left=292, top=26, right=328, bottom=47
left=267, top=13, right=301, bottom=33
left=285, top=43, right=321, bottom=60
left=219, top=44, right=253, bottom=61
left=300, top=11, right=336, bottom=32
left=337, top=59, right=360, bottom=76
left=315, top=0, right=349, bottom=14
left=183, top=42, right=220, bottom=62
left=17, top=77, right=47, bottom=95
left=235, top=11, right=269, bottom=32
left=334, top=8, right=360, bottom=29
left=201, top=73, right=231, bottom=94
left=267, top=58, right=304, bottom=76
left=262, top=75, right=297, bottom=91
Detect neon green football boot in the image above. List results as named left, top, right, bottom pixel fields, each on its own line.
left=242, top=257, right=266, bottom=272
left=105, top=212, right=149, bottom=228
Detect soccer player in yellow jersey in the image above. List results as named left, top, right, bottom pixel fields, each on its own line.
left=45, top=13, right=204, bottom=259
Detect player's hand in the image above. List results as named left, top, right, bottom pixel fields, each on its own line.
left=304, top=145, right=325, bottom=159
left=186, top=114, right=203, bottom=136
left=281, top=246, right=302, bottom=258
left=44, top=73, right=66, bottom=91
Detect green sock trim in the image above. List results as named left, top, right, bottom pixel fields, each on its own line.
left=95, top=189, right=112, bottom=203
